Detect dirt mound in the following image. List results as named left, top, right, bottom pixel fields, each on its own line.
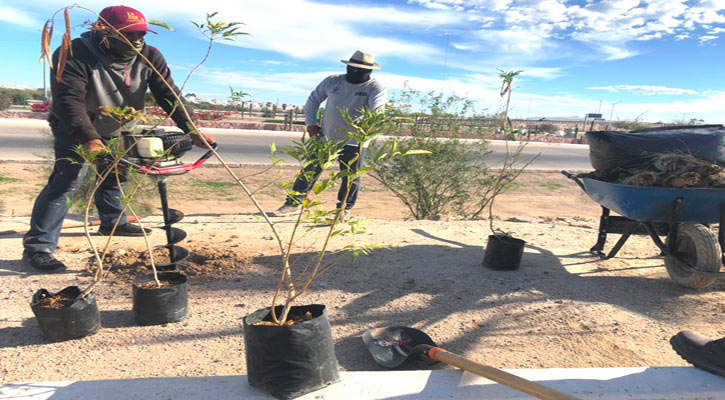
left=84, top=245, right=251, bottom=284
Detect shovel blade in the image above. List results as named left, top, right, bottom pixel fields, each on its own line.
left=362, top=326, right=439, bottom=369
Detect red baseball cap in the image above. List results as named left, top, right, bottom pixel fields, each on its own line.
left=98, top=5, right=157, bottom=34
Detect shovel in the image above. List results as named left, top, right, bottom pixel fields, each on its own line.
left=363, top=326, right=581, bottom=400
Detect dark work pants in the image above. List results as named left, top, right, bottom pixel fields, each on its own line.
left=286, top=144, right=366, bottom=210
left=23, top=124, right=127, bottom=254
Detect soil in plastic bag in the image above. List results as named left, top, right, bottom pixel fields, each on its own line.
left=586, top=125, right=725, bottom=172
left=132, top=272, right=188, bottom=325
left=244, top=304, right=340, bottom=399
left=30, top=286, right=100, bottom=342
left=483, top=234, right=525, bottom=271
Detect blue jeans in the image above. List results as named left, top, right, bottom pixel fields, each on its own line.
left=287, top=144, right=366, bottom=210
left=23, top=124, right=127, bottom=254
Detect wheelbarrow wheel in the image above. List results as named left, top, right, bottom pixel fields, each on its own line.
left=664, top=223, right=721, bottom=290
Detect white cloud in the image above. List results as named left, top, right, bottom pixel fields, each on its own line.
left=199, top=69, right=330, bottom=97
left=699, top=34, right=719, bottom=43
left=596, top=45, right=640, bottom=61
left=10, top=0, right=459, bottom=63
left=0, top=6, right=41, bottom=27
left=12, top=0, right=725, bottom=68
left=412, top=0, right=452, bottom=10
left=9, top=0, right=725, bottom=124
left=588, top=85, right=699, bottom=96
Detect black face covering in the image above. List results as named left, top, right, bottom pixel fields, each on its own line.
left=346, top=66, right=372, bottom=84
left=93, top=30, right=143, bottom=62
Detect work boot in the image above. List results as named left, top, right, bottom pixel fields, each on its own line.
left=22, top=251, right=68, bottom=273
left=326, top=209, right=350, bottom=223
left=670, top=330, right=725, bottom=377
left=268, top=204, right=302, bottom=217
left=98, top=224, right=151, bottom=237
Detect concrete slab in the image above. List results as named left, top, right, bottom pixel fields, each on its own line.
left=2, top=367, right=724, bottom=399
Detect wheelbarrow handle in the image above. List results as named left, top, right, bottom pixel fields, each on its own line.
left=422, top=345, right=581, bottom=400
left=561, top=170, right=587, bottom=193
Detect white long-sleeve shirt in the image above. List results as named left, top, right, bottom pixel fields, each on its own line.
left=303, top=74, right=387, bottom=146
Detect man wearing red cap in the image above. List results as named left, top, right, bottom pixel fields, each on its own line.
left=23, top=5, right=215, bottom=272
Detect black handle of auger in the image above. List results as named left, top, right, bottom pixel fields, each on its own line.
left=561, top=170, right=586, bottom=193
left=190, top=142, right=218, bottom=170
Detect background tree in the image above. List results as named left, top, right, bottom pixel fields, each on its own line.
left=229, top=87, right=249, bottom=118
left=0, top=88, right=44, bottom=105
left=0, top=94, right=12, bottom=110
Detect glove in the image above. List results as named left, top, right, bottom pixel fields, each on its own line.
left=306, top=125, right=324, bottom=139
left=191, top=132, right=216, bottom=148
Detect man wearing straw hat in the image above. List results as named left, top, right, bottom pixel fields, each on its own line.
left=269, top=50, right=387, bottom=221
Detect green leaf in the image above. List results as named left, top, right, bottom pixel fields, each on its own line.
left=402, top=149, right=432, bottom=155
left=149, top=20, right=175, bottom=32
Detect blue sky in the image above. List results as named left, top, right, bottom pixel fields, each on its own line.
left=2, top=0, right=725, bottom=123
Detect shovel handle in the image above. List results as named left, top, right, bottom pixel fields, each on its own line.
left=0, top=216, right=140, bottom=236
left=428, top=347, right=581, bottom=400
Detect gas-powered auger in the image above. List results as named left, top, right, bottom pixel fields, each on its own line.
left=118, top=128, right=217, bottom=271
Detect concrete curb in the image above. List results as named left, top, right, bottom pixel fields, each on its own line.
left=2, top=367, right=724, bottom=399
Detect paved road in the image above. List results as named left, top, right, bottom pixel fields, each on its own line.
left=0, top=119, right=592, bottom=170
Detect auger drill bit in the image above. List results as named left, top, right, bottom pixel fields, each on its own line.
left=154, top=176, right=189, bottom=271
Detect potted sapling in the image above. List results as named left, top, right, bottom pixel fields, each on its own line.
left=242, top=106, right=428, bottom=399
left=482, top=69, right=537, bottom=271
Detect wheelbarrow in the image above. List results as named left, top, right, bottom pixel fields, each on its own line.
left=563, top=171, right=725, bottom=289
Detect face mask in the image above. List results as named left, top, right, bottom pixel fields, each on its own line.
left=346, top=66, right=372, bottom=84
left=105, top=34, right=144, bottom=62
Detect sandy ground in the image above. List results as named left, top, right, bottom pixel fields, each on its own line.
left=0, top=162, right=724, bottom=384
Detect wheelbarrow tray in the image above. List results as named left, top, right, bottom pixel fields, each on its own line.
left=580, top=178, right=725, bottom=224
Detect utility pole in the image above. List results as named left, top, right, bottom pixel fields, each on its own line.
left=42, top=57, right=48, bottom=101
left=607, top=100, right=621, bottom=130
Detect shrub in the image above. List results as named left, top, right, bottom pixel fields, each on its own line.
left=0, top=94, right=11, bottom=111
left=193, top=111, right=225, bottom=121
left=370, top=85, right=530, bottom=220
left=537, top=123, right=558, bottom=133
left=370, top=136, right=528, bottom=220
left=145, top=106, right=166, bottom=116
left=371, top=138, right=490, bottom=219
left=0, top=88, right=44, bottom=105
left=612, top=120, right=650, bottom=131
left=31, top=101, right=50, bottom=112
